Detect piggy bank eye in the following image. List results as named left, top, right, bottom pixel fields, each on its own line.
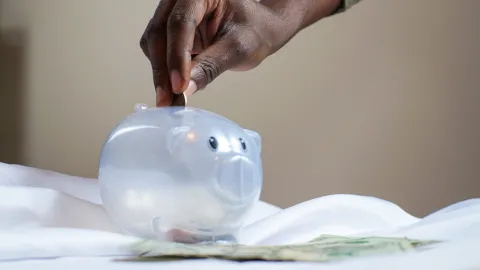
left=208, top=136, right=218, bottom=151
left=239, top=138, right=247, bottom=151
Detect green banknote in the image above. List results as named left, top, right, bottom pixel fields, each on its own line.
left=129, top=235, right=441, bottom=262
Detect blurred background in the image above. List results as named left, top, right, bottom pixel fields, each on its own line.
left=0, top=0, right=479, bottom=217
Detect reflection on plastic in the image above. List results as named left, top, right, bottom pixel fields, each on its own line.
left=152, top=217, right=239, bottom=244
left=98, top=105, right=263, bottom=243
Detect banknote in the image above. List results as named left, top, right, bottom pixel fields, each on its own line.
left=129, top=235, right=441, bottom=262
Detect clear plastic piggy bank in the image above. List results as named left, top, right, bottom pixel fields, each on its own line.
left=98, top=104, right=263, bottom=243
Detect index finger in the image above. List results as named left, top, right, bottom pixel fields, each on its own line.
left=167, top=0, right=208, bottom=94
left=147, top=0, right=176, bottom=106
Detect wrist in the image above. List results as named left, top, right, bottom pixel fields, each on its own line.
left=260, top=0, right=342, bottom=55
left=263, top=0, right=342, bottom=33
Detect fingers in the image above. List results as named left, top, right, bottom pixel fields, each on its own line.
left=148, top=31, right=174, bottom=106
left=141, top=0, right=176, bottom=106
left=167, top=0, right=208, bottom=94
left=139, top=19, right=152, bottom=59
left=192, top=20, right=210, bottom=55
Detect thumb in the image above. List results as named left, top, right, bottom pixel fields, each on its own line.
left=187, top=38, right=247, bottom=95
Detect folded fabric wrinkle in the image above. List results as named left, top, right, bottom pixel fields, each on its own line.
left=0, top=162, right=479, bottom=267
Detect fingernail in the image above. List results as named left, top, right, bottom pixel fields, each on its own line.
left=184, top=80, right=197, bottom=97
left=170, top=70, right=182, bottom=92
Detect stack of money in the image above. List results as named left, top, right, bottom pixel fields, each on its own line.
left=129, top=234, right=441, bottom=262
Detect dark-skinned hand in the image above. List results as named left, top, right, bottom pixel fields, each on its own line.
left=140, top=0, right=342, bottom=106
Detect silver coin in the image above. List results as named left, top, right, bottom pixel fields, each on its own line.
left=171, top=92, right=187, bottom=107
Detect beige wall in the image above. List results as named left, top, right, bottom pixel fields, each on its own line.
left=1, top=0, right=479, bottom=216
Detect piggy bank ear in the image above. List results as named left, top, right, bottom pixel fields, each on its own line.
left=166, top=126, right=191, bottom=153
left=244, top=129, right=262, bottom=153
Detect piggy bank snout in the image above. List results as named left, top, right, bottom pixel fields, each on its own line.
left=214, top=155, right=261, bottom=203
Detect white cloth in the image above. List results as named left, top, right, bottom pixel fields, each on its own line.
left=0, top=162, right=479, bottom=269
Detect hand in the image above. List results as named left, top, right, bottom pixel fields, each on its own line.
left=140, top=0, right=302, bottom=106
